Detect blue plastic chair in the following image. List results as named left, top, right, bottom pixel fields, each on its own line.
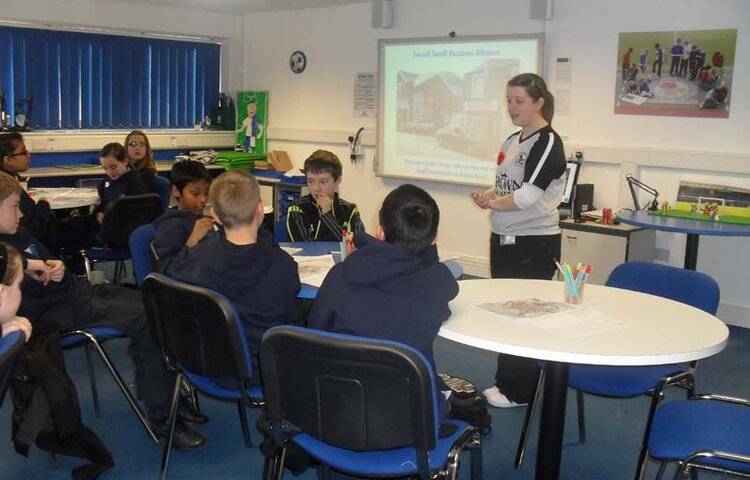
left=83, top=193, right=163, bottom=284
left=260, top=325, right=483, bottom=480
left=0, top=331, right=25, bottom=409
left=274, top=215, right=288, bottom=243
left=141, top=273, right=264, bottom=480
left=154, top=175, right=172, bottom=209
left=129, top=223, right=157, bottom=286
left=515, top=261, right=720, bottom=472
left=644, top=394, right=750, bottom=479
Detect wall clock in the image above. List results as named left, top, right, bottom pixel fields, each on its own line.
left=289, top=51, right=307, bottom=74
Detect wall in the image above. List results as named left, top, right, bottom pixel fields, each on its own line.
left=242, top=0, right=750, bottom=326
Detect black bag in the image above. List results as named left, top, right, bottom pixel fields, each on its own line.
left=438, top=373, right=492, bottom=434
left=11, top=333, right=114, bottom=480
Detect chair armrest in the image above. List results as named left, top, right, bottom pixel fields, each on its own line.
left=684, top=449, right=750, bottom=467
left=690, top=393, right=750, bottom=407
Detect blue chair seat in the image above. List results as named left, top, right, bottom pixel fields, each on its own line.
left=649, top=400, right=750, bottom=473
left=569, top=364, right=685, bottom=397
left=293, top=419, right=473, bottom=477
left=84, top=247, right=131, bottom=262
left=183, top=371, right=263, bottom=403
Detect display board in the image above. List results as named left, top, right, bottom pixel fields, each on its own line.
left=376, top=35, right=544, bottom=186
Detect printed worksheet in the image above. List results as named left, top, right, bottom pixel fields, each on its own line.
left=474, top=298, right=577, bottom=319
left=293, top=255, right=335, bottom=287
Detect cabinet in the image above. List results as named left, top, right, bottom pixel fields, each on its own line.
left=560, top=219, right=655, bottom=285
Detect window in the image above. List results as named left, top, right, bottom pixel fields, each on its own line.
left=0, top=26, right=220, bottom=130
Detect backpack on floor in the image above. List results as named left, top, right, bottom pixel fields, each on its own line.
left=11, top=333, right=114, bottom=480
left=438, top=372, right=492, bottom=434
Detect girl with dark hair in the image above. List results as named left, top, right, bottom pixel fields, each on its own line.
left=471, top=73, right=567, bottom=408
left=0, top=242, right=31, bottom=340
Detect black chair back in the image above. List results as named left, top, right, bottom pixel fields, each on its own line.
left=101, top=194, right=164, bottom=249
left=141, top=273, right=252, bottom=382
left=0, top=331, right=25, bottom=408
left=260, top=326, right=438, bottom=452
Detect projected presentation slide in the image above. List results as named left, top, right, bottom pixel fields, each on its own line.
left=377, top=36, right=542, bottom=186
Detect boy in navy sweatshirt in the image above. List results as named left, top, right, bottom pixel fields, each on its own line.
left=169, top=170, right=301, bottom=385
left=152, top=160, right=212, bottom=274
left=0, top=173, right=205, bottom=449
left=307, top=184, right=458, bottom=418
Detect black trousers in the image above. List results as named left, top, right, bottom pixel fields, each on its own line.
left=38, top=280, right=174, bottom=420
left=489, top=233, right=560, bottom=403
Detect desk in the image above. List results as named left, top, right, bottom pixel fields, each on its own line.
left=25, top=161, right=225, bottom=179
left=27, top=187, right=99, bottom=210
left=439, top=278, right=728, bottom=480
left=617, top=210, right=750, bottom=270
left=280, top=242, right=339, bottom=299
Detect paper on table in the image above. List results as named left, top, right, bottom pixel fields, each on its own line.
left=280, top=247, right=302, bottom=255
left=474, top=298, right=576, bottom=319
left=294, top=255, right=335, bottom=286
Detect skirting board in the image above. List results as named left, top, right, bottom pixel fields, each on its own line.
left=446, top=251, right=750, bottom=329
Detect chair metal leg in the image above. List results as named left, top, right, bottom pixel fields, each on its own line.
left=236, top=400, right=252, bottom=448
left=576, top=390, right=587, bottom=443
left=515, top=369, right=545, bottom=469
left=634, top=381, right=668, bottom=480
left=470, top=433, right=483, bottom=480
left=84, top=344, right=101, bottom=418
left=159, top=373, right=183, bottom=480
left=272, top=448, right=287, bottom=480
left=655, top=461, right=667, bottom=480
left=68, top=330, right=159, bottom=443
left=48, top=451, right=57, bottom=469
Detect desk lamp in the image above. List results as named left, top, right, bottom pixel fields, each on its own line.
left=12, top=94, right=33, bottom=132
left=626, top=174, right=659, bottom=211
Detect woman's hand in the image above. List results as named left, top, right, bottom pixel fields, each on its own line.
left=470, top=190, right=493, bottom=209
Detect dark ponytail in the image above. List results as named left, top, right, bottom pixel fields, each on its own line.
left=507, top=73, right=555, bottom=123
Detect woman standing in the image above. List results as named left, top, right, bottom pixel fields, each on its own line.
left=125, top=130, right=158, bottom=193
left=471, top=73, right=567, bottom=408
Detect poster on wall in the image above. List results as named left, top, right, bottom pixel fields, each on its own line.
left=235, top=91, right=268, bottom=153
left=614, top=29, right=737, bottom=118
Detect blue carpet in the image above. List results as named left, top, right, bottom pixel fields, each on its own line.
left=1, top=326, right=747, bottom=479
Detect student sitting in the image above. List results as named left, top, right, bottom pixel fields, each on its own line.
left=0, top=133, right=57, bottom=253
left=169, top=170, right=301, bottom=386
left=57, top=142, right=147, bottom=252
left=0, top=174, right=205, bottom=449
left=125, top=130, right=158, bottom=193
left=307, top=183, right=458, bottom=419
left=152, top=160, right=212, bottom=274
left=0, top=242, right=32, bottom=342
left=286, top=149, right=364, bottom=241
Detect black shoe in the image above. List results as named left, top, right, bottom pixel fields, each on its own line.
left=156, top=419, right=207, bottom=450
left=178, top=402, right=209, bottom=425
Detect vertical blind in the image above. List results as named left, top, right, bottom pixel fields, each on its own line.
left=0, top=26, right=220, bottom=130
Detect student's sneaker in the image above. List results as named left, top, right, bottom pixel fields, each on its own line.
left=482, top=385, right=528, bottom=409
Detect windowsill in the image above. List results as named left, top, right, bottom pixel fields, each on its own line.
left=23, top=129, right=235, bottom=153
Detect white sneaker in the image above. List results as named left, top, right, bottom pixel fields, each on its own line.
left=482, top=386, right=528, bottom=408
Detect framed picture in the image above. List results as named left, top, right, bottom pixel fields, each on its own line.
left=614, top=29, right=737, bottom=118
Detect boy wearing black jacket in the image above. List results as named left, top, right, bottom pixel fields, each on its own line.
left=152, top=160, right=212, bottom=274
left=169, top=170, right=301, bottom=385
left=0, top=174, right=205, bottom=450
left=307, top=184, right=458, bottom=418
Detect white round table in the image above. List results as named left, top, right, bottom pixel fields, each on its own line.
left=28, top=187, right=100, bottom=210
left=439, top=279, right=729, bottom=480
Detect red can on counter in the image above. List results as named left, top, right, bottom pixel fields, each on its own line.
left=602, top=208, right=612, bottom=225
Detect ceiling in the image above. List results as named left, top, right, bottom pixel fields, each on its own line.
left=88, top=0, right=374, bottom=15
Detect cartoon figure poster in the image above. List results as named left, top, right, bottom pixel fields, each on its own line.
left=614, top=29, right=736, bottom=118
left=235, top=91, right=268, bottom=153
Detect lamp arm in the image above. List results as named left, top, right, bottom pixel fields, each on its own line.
left=625, top=174, right=659, bottom=210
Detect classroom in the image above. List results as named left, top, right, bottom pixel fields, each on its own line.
left=0, top=0, right=749, bottom=479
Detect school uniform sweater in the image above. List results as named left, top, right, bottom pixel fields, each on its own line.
left=96, top=169, right=148, bottom=214
left=286, top=193, right=364, bottom=242
left=168, top=231, right=301, bottom=382
left=152, top=208, right=205, bottom=274
left=0, top=169, right=54, bottom=245
left=307, top=233, right=458, bottom=381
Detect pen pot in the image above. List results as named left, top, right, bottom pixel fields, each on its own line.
left=563, top=278, right=585, bottom=305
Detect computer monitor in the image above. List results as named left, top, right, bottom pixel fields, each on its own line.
left=558, top=161, right=581, bottom=216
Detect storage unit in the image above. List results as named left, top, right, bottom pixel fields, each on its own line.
left=560, top=219, right=656, bottom=285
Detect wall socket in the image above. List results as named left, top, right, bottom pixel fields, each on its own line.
left=567, top=145, right=584, bottom=161
left=170, top=136, right=177, bottom=147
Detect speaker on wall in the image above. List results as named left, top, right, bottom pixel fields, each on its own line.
left=372, top=0, right=394, bottom=29
left=530, top=0, right=554, bottom=20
